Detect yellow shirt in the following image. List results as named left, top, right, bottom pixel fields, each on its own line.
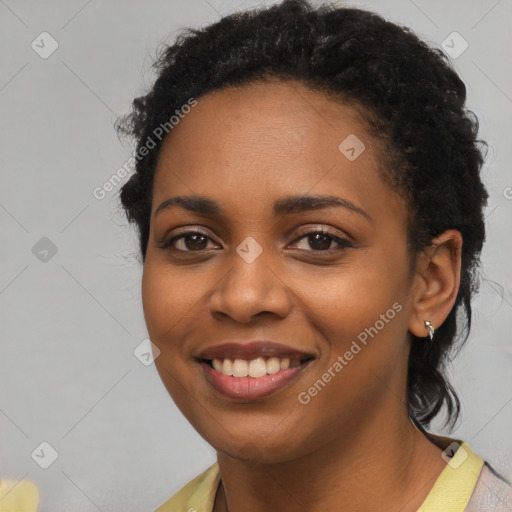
left=2, top=441, right=509, bottom=511
left=155, top=441, right=497, bottom=512
left=0, top=479, right=39, bottom=512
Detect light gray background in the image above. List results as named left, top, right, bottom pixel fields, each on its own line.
left=1, top=0, right=511, bottom=510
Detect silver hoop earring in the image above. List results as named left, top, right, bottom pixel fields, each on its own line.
left=424, top=320, right=435, bottom=341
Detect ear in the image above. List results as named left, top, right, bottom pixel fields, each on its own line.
left=408, top=230, right=463, bottom=339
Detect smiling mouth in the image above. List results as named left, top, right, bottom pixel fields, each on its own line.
left=198, top=355, right=315, bottom=400
left=201, top=355, right=315, bottom=378
left=195, top=340, right=316, bottom=400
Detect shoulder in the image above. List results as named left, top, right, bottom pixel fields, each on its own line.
left=418, top=439, right=510, bottom=511
left=155, top=463, right=220, bottom=512
left=466, top=460, right=512, bottom=511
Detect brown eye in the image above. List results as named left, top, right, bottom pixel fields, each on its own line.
left=305, top=232, right=334, bottom=251
left=290, top=229, right=353, bottom=254
left=159, top=230, right=219, bottom=252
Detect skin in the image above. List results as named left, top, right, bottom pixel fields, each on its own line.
left=141, top=80, right=463, bottom=512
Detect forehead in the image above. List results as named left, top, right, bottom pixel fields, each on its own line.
left=156, top=80, right=374, bottom=172
left=151, top=80, right=402, bottom=225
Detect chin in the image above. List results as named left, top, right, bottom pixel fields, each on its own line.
left=211, top=431, right=312, bottom=465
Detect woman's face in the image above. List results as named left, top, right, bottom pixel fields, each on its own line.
left=142, top=80, right=418, bottom=462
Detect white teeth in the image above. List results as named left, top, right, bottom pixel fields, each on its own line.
left=210, top=356, right=303, bottom=378
left=248, top=357, right=267, bottom=378
left=222, top=358, right=233, bottom=376
left=266, top=357, right=281, bottom=374
left=232, top=359, right=248, bottom=377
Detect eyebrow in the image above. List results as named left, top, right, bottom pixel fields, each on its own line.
left=155, top=194, right=372, bottom=222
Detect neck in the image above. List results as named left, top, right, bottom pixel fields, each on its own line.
left=214, top=407, right=446, bottom=512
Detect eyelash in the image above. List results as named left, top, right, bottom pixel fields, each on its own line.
left=158, top=227, right=353, bottom=255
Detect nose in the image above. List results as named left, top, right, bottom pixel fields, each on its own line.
left=207, top=248, right=293, bottom=324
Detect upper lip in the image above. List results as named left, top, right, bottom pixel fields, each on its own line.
left=196, top=341, right=316, bottom=361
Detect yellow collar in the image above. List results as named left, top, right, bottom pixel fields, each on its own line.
left=156, top=441, right=484, bottom=512
left=417, top=441, right=484, bottom=511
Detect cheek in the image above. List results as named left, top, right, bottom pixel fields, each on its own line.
left=298, top=253, right=408, bottom=336
left=295, top=250, right=411, bottom=405
left=141, top=259, right=202, bottom=342
left=141, top=264, right=170, bottom=339
left=141, top=260, right=205, bottom=412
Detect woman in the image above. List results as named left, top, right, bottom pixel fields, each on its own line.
left=116, top=1, right=511, bottom=510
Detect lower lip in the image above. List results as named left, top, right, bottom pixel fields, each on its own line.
left=200, top=361, right=311, bottom=400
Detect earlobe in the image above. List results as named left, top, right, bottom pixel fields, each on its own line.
left=408, top=230, right=463, bottom=339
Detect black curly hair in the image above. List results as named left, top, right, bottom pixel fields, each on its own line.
left=115, top=0, right=489, bottom=431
